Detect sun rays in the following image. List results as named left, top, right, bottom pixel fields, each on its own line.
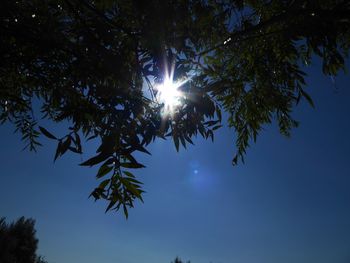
left=155, top=63, right=190, bottom=116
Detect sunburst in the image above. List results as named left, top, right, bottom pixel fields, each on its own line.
left=155, top=64, right=189, bottom=115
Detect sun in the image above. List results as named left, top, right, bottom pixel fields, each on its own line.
left=157, top=76, right=182, bottom=110
left=155, top=65, right=189, bottom=115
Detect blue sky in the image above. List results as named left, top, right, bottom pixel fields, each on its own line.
left=0, top=61, right=350, bottom=263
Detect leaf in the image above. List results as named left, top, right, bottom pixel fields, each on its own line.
left=184, top=135, right=194, bottom=145
left=232, top=155, right=238, bottom=165
left=105, top=198, right=118, bottom=213
left=68, top=146, right=82, bottom=154
left=121, top=178, right=141, bottom=197
left=198, top=125, right=205, bottom=137
left=86, top=134, right=98, bottom=141
left=136, top=145, right=151, bottom=155
left=98, top=179, right=110, bottom=190
left=216, top=106, right=222, bottom=121
left=127, top=177, right=143, bottom=185
left=120, top=162, right=145, bottom=169
left=39, top=126, right=57, bottom=140
left=179, top=135, right=186, bottom=149
left=97, top=165, right=113, bottom=178
left=74, top=132, right=82, bottom=152
left=80, top=153, right=110, bottom=167
left=89, top=190, right=100, bottom=201
left=300, top=89, right=315, bottom=108
left=123, top=171, right=135, bottom=178
left=60, top=136, right=71, bottom=156
left=212, top=125, right=222, bottom=131
left=173, top=134, right=180, bottom=151
left=207, top=130, right=214, bottom=142
left=204, top=120, right=219, bottom=126
left=123, top=204, right=128, bottom=219
left=54, top=141, right=62, bottom=162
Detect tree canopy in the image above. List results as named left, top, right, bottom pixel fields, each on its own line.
left=0, top=217, right=47, bottom=263
left=1, top=0, right=349, bottom=217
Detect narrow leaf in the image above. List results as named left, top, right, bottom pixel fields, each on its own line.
left=120, top=162, right=145, bottom=169
left=39, top=126, right=57, bottom=140
left=80, top=153, right=109, bottom=167
left=97, top=165, right=113, bottom=178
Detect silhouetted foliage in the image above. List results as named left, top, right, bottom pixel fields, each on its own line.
left=172, top=256, right=190, bottom=263
left=1, top=0, right=349, bottom=217
left=0, top=217, right=47, bottom=263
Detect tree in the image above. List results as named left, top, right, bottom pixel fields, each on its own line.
left=1, top=0, right=349, bottom=217
left=0, top=217, right=48, bottom=263
left=172, top=256, right=190, bottom=263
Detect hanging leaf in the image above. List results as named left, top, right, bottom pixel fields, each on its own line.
left=39, top=126, right=57, bottom=140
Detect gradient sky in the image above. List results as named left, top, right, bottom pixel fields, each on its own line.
left=1, top=60, right=350, bottom=263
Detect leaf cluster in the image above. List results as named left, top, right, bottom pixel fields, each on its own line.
left=1, top=0, right=349, bottom=217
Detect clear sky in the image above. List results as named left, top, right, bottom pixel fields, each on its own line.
left=1, top=60, right=350, bottom=263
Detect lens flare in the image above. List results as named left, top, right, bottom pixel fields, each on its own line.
left=157, top=77, right=182, bottom=110
left=155, top=64, right=189, bottom=115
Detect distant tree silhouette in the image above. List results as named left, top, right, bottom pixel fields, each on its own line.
left=172, top=256, right=190, bottom=263
left=0, top=217, right=47, bottom=263
left=36, top=256, right=48, bottom=263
